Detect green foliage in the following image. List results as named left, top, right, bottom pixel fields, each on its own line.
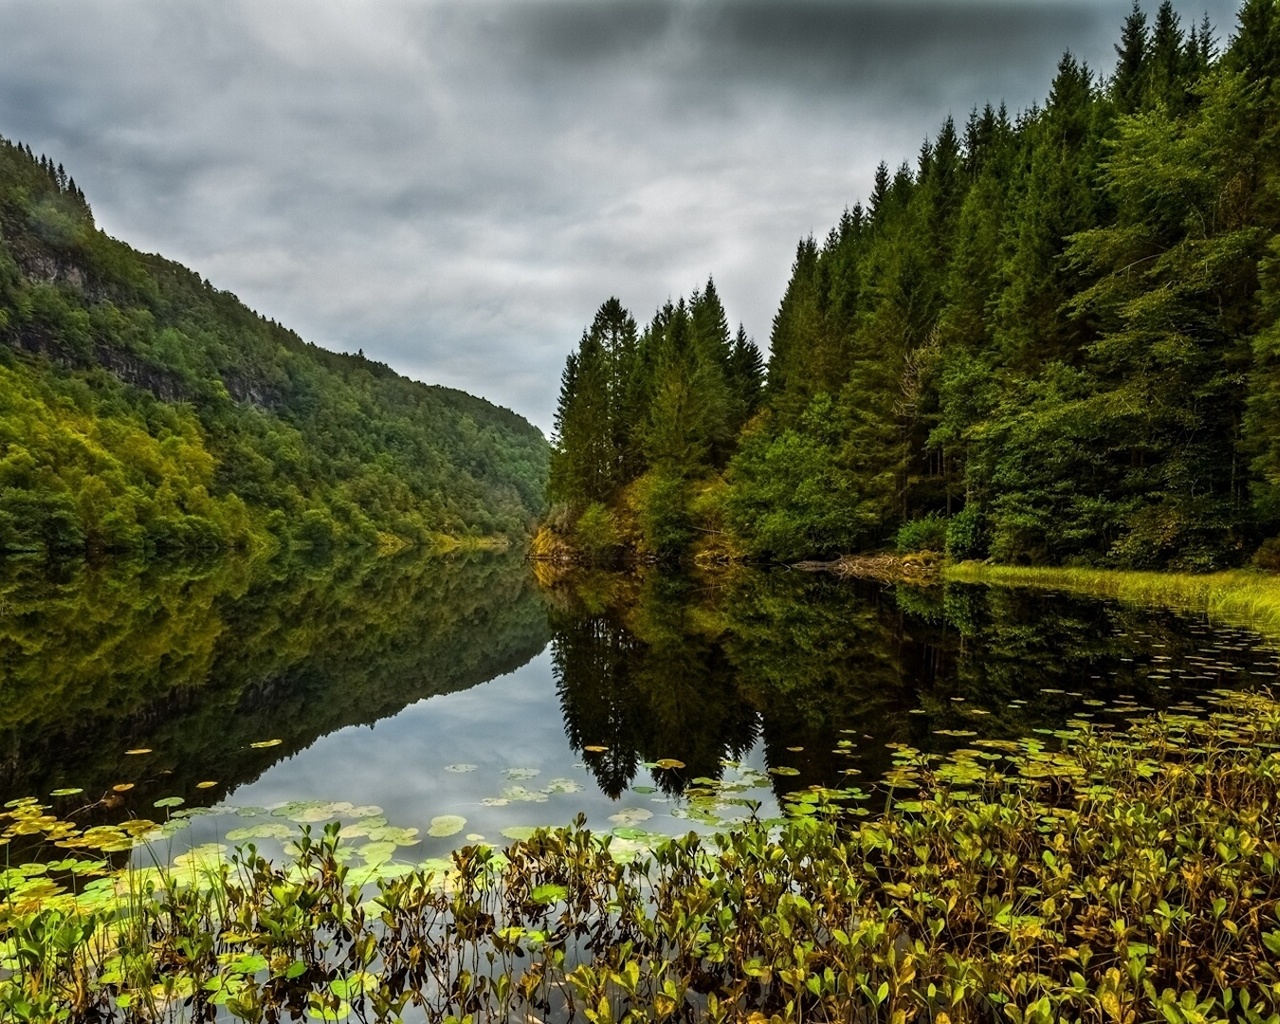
left=633, top=469, right=693, bottom=559
left=945, top=502, right=985, bottom=559
left=572, top=501, right=620, bottom=562
left=895, top=513, right=947, bottom=553
left=0, top=134, right=549, bottom=558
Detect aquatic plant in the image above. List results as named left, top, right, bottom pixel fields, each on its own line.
left=7, top=691, right=1280, bottom=1021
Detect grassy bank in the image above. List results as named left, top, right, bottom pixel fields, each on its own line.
left=944, top=561, right=1280, bottom=637
left=6, top=691, right=1280, bottom=1022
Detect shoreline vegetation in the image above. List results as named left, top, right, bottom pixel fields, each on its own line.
left=5, top=691, right=1280, bottom=1022
left=941, top=561, right=1280, bottom=639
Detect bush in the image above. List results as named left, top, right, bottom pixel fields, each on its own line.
left=635, top=469, right=692, bottom=560
left=895, top=512, right=947, bottom=554
left=573, top=501, right=620, bottom=562
left=945, top=503, right=986, bottom=560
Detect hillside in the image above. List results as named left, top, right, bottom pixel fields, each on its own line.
left=0, top=138, right=548, bottom=557
left=547, top=0, right=1280, bottom=572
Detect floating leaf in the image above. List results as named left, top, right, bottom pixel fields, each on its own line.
left=768, top=766, right=801, bottom=777
left=359, top=841, right=398, bottom=866
left=124, top=749, right=152, bottom=756
left=543, top=778, right=582, bottom=795
left=368, top=825, right=420, bottom=846
left=111, top=783, right=134, bottom=793
left=153, top=796, right=184, bottom=808
left=50, top=788, right=83, bottom=797
left=500, top=826, right=539, bottom=842
left=196, top=781, right=217, bottom=790
left=224, top=823, right=295, bottom=843
left=501, top=785, right=548, bottom=803
left=427, top=815, right=466, bottom=838
left=655, top=758, right=686, bottom=770
left=609, top=807, right=653, bottom=826
left=465, top=833, right=485, bottom=842
left=584, top=745, right=608, bottom=753
left=444, top=764, right=477, bottom=773
left=249, top=739, right=283, bottom=749
left=503, top=767, right=541, bottom=780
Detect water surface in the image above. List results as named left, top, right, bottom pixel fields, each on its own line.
left=2, top=553, right=1276, bottom=856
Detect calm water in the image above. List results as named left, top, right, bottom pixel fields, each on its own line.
left=2, top=551, right=1278, bottom=858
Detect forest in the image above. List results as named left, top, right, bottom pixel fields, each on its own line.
left=0, top=138, right=549, bottom=558
left=547, top=0, right=1280, bottom=571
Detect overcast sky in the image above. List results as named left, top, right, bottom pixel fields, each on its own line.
left=0, top=0, right=1240, bottom=433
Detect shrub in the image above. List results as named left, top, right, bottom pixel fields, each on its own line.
left=573, top=501, right=620, bottom=562
left=945, top=503, right=986, bottom=559
left=895, top=512, right=947, bottom=554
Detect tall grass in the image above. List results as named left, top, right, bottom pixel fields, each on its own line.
left=944, top=562, right=1280, bottom=637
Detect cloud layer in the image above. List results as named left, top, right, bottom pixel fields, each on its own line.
left=0, top=0, right=1240, bottom=431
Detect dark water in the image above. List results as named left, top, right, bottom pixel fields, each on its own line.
left=2, top=552, right=1277, bottom=855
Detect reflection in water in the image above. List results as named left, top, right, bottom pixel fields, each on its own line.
left=0, top=551, right=550, bottom=810
left=547, top=567, right=1278, bottom=801
left=1, top=555, right=1276, bottom=837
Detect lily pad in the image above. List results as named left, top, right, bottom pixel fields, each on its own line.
left=609, top=807, right=653, bottom=826
left=500, top=826, right=539, bottom=842
left=153, top=796, right=185, bottom=809
left=50, top=788, right=84, bottom=798
left=503, top=767, right=541, bottom=780
left=124, top=749, right=152, bottom=756
left=196, top=781, right=218, bottom=790
left=427, top=815, right=466, bottom=838
left=224, top=823, right=295, bottom=843
left=249, top=739, right=283, bottom=749
left=655, top=758, right=686, bottom=770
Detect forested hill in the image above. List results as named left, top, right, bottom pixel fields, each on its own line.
left=548, top=0, right=1280, bottom=572
left=0, top=137, right=549, bottom=557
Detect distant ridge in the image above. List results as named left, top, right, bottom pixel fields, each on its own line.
left=0, top=135, right=549, bottom=557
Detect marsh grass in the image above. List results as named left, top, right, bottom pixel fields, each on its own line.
left=7, top=692, right=1280, bottom=1021
left=944, top=562, right=1280, bottom=638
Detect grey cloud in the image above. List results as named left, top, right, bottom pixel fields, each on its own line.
left=0, top=0, right=1244, bottom=432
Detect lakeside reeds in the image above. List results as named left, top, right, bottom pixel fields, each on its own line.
left=944, top=563, right=1280, bottom=639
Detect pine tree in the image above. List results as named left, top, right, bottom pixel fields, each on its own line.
left=1113, top=1, right=1149, bottom=113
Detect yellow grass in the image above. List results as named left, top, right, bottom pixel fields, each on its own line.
left=944, top=561, right=1280, bottom=637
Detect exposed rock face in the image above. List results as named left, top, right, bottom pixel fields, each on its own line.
left=6, top=243, right=283, bottom=411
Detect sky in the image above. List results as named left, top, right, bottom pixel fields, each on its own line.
left=0, top=0, right=1241, bottom=434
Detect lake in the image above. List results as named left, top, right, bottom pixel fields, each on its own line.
left=1, top=550, right=1276, bottom=865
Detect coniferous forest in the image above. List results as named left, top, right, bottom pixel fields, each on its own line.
left=0, top=138, right=549, bottom=558
left=547, top=0, right=1280, bottom=572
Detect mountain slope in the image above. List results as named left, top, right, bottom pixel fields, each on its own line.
left=0, top=137, right=548, bottom=556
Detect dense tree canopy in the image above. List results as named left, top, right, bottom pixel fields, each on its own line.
left=549, top=0, right=1280, bottom=571
left=0, top=136, right=549, bottom=557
